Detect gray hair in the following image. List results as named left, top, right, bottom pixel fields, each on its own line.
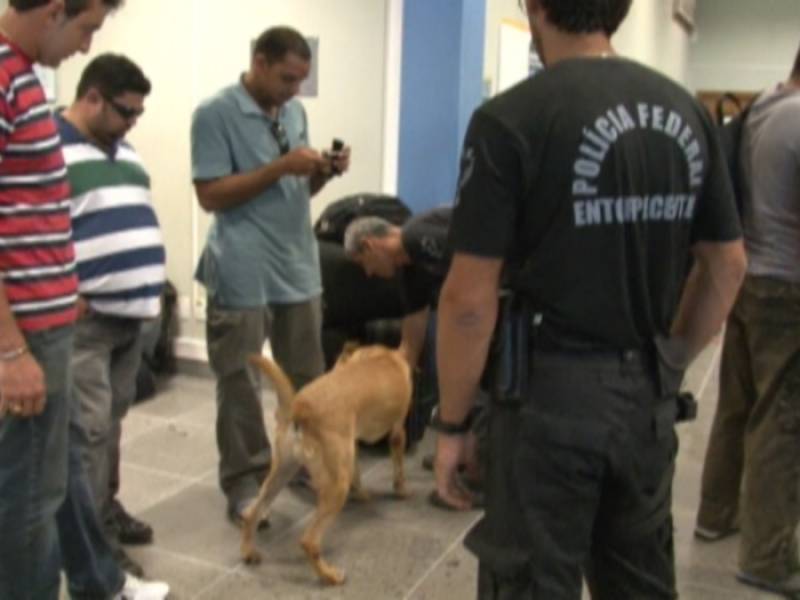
left=343, top=216, right=393, bottom=256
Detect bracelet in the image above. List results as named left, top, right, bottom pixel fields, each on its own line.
left=0, top=345, right=28, bottom=362
left=429, top=406, right=474, bottom=435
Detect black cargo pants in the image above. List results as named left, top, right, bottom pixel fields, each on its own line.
left=467, top=349, right=679, bottom=600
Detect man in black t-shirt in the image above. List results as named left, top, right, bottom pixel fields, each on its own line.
left=344, top=207, right=485, bottom=500
left=433, top=1, right=747, bottom=598
left=343, top=207, right=451, bottom=368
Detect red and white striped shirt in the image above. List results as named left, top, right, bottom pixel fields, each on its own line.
left=0, top=37, right=77, bottom=332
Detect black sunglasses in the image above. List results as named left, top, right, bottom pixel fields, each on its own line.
left=270, top=120, right=290, bottom=156
left=104, top=96, right=144, bottom=121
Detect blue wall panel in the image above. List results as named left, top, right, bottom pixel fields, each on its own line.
left=397, top=0, right=485, bottom=213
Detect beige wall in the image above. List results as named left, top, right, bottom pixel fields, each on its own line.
left=484, top=0, right=691, bottom=91
left=55, top=0, right=390, bottom=353
left=688, top=0, right=799, bottom=92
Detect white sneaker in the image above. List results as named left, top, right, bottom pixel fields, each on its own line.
left=114, top=573, right=170, bottom=600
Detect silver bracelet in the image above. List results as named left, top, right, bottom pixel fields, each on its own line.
left=0, top=345, right=28, bottom=362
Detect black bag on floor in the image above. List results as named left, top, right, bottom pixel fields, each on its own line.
left=314, top=193, right=412, bottom=245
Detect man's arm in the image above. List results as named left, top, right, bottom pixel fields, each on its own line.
left=399, top=307, right=429, bottom=368
left=434, top=253, right=503, bottom=509
left=669, top=239, right=747, bottom=364
left=194, top=147, right=325, bottom=212
left=436, top=254, right=503, bottom=424
left=0, top=283, right=45, bottom=419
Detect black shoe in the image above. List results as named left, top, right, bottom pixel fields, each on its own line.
left=113, top=544, right=145, bottom=578
left=227, top=499, right=270, bottom=530
left=111, top=499, right=154, bottom=546
left=421, top=453, right=434, bottom=471
left=736, top=571, right=800, bottom=596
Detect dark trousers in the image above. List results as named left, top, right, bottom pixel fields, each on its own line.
left=468, top=350, right=678, bottom=600
left=0, top=327, right=73, bottom=600
left=698, top=275, right=800, bottom=581
left=206, top=298, right=325, bottom=507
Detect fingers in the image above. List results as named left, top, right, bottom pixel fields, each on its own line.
left=0, top=355, right=46, bottom=418
left=434, top=435, right=474, bottom=511
left=4, top=391, right=45, bottom=418
left=436, top=475, right=473, bottom=511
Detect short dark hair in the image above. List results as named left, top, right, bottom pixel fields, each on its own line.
left=539, top=0, right=632, bottom=36
left=11, top=0, right=123, bottom=17
left=75, top=53, right=150, bottom=100
left=252, top=26, right=311, bottom=64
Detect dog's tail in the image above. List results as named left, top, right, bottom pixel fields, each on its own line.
left=248, top=354, right=295, bottom=422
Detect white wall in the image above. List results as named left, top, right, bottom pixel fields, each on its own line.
left=688, top=0, right=800, bottom=92
left=483, top=0, right=525, bottom=95
left=611, top=0, right=691, bottom=83
left=55, top=0, right=390, bottom=349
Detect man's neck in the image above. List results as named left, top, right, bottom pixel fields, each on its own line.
left=540, top=30, right=614, bottom=67
left=0, top=12, right=41, bottom=62
left=61, top=105, right=113, bottom=153
left=242, top=72, right=278, bottom=117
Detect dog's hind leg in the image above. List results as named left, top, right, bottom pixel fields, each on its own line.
left=240, top=421, right=301, bottom=565
left=300, top=434, right=353, bottom=585
left=389, top=422, right=410, bottom=498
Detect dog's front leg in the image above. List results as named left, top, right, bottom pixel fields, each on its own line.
left=349, top=459, right=371, bottom=502
left=389, top=424, right=411, bottom=498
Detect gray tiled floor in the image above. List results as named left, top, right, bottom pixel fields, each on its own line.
left=98, top=337, right=779, bottom=599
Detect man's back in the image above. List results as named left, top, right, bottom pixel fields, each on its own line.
left=453, top=57, right=739, bottom=349
left=742, top=86, right=800, bottom=283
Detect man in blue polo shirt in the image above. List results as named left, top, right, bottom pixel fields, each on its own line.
left=191, top=25, right=351, bottom=525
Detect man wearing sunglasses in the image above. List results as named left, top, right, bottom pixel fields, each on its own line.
left=55, top=53, right=168, bottom=598
left=191, top=26, right=351, bottom=526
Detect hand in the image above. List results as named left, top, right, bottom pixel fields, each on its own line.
left=76, top=296, right=90, bottom=320
left=434, top=433, right=475, bottom=510
left=0, top=351, right=46, bottom=419
left=324, top=145, right=351, bottom=176
left=280, top=147, right=326, bottom=177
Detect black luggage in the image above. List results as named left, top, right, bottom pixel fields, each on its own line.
left=314, top=193, right=412, bottom=245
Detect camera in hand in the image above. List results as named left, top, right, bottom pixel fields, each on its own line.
left=330, top=138, right=345, bottom=176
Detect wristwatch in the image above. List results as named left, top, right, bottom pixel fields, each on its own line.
left=429, top=406, right=473, bottom=435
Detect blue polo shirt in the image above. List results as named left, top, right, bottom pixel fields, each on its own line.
left=191, top=79, right=322, bottom=307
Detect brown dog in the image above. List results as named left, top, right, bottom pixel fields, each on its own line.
left=240, top=344, right=413, bottom=585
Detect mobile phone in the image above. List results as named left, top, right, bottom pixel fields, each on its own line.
left=330, top=138, right=345, bottom=175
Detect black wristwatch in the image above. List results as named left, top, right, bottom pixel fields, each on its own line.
left=429, top=406, right=473, bottom=435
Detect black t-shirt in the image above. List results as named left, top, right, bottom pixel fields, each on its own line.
left=399, top=207, right=452, bottom=314
left=450, top=57, right=741, bottom=350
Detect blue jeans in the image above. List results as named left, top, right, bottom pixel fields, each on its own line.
left=57, top=381, right=124, bottom=599
left=0, top=326, right=73, bottom=600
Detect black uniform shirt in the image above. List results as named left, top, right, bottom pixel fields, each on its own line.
left=450, top=57, right=742, bottom=350
left=399, top=207, right=452, bottom=314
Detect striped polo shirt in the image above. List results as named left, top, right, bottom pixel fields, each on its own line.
left=57, top=116, right=165, bottom=319
left=0, top=37, right=77, bottom=332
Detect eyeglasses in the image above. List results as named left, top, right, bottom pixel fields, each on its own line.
left=103, top=96, right=144, bottom=121
left=270, top=120, right=290, bottom=156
